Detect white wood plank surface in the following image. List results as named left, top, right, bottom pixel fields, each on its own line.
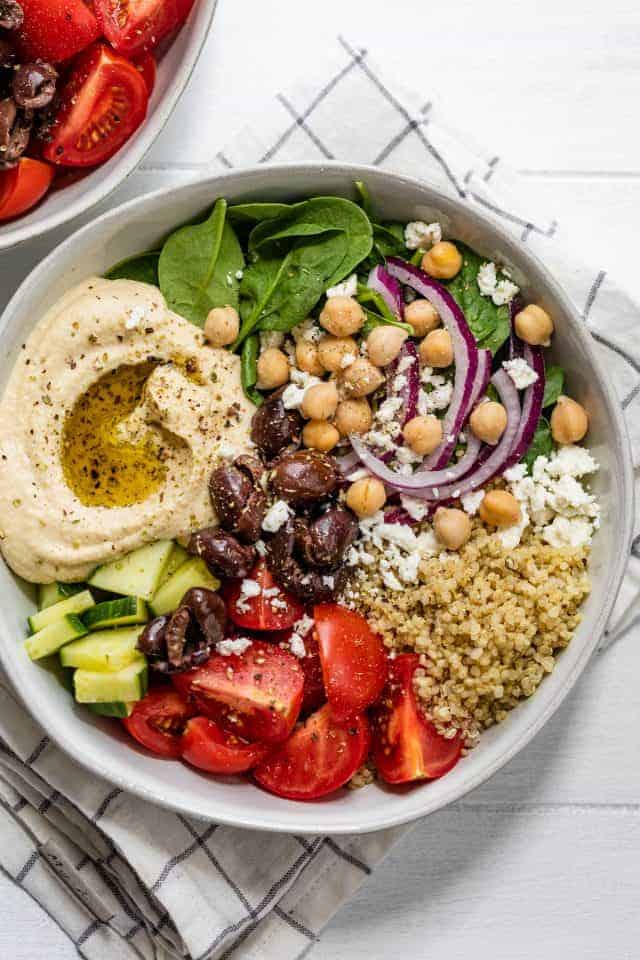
left=1, top=0, right=639, bottom=956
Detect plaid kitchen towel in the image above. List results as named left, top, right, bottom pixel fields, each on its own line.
left=0, top=34, right=639, bottom=960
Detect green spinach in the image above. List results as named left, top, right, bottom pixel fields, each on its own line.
left=105, top=251, right=160, bottom=285
left=446, top=245, right=511, bottom=355
left=158, top=198, right=244, bottom=327
left=241, top=335, right=262, bottom=406
left=354, top=180, right=375, bottom=219
left=228, top=202, right=291, bottom=226
left=542, top=364, right=564, bottom=409
left=523, top=416, right=553, bottom=472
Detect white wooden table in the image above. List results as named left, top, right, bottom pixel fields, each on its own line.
left=1, top=0, right=639, bottom=956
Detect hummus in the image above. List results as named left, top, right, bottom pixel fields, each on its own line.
left=0, top=278, right=255, bottom=583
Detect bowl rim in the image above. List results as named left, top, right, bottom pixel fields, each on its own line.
left=0, top=161, right=634, bottom=833
left=0, top=0, right=219, bottom=253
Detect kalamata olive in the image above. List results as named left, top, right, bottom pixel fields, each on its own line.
left=0, top=37, right=16, bottom=68
left=188, top=527, right=256, bottom=580
left=271, top=450, right=338, bottom=504
left=181, top=587, right=226, bottom=644
left=266, top=521, right=347, bottom=603
left=294, top=506, right=358, bottom=569
left=250, top=387, right=303, bottom=463
left=165, top=606, right=191, bottom=668
left=137, top=615, right=170, bottom=658
left=0, top=99, right=30, bottom=168
left=0, top=0, right=23, bottom=30
left=13, top=62, right=57, bottom=110
left=209, top=456, right=266, bottom=543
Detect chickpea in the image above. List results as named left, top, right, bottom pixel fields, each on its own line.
left=204, top=306, right=239, bottom=348
left=295, top=339, right=324, bottom=376
left=515, top=304, right=554, bottom=346
left=317, top=335, right=359, bottom=373
left=303, top=419, right=340, bottom=452
left=550, top=395, right=588, bottom=444
left=334, top=398, right=373, bottom=436
left=434, top=507, right=472, bottom=550
left=345, top=477, right=386, bottom=518
left=421, top=241, right=463, bottom=280
left=469, top=401, right=508, bottom=445
left=340, top=358, right=385, bottom=398
left=405, top=299, right=441, bottom=337
left=302, top=381, right=338, bottom=421
left=319, top=296, right=365, bottom=337
left=366, top=325, right=408, bottom=367
left=256, top=347, right=289, bottom=390
left=479, top=490, right=521, bottom=528
left=419, top=328, right=454, bottom=368
left=403, top=415, right=442, bottom=455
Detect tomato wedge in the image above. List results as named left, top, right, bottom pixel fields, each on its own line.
left=254, top=704, right=371, bottom=801
left=173, top=642, right=304, bottom=745
left=123, top=687, right=196, bottom=758
left=225, top=561, right=304, bottom=632
left=180, top=716, right=270, bottom=775
left=299, top=630, right=326, bottom=716
left=0, top=159, right=54, bottom=221
left=43, top=42, right=148, bottom=168
left=314, top=604, right=387, bottom=720
left=16, top=0, right=100, bottom=64
left=373, top=654, right=462, bottom=784
left=134, top=52, right=157, bottom=96
left=94, top=0, right=182, bottom=57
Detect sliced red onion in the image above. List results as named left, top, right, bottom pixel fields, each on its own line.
left=503, top=344, right=545, bottom=469
left=367, top=265, right=404, bottom=319
left=508, top=298, right=524, bottom=359
left=383, top=507, right=417, bottom=525
left=336, top=449, right=360, bottom=476
left=364, top=338, right=419, bottom=464
left=387, top=258, right=479, bottom=469
left=350, top=431, right=482, bottom=495
left=467, top=348, right=492, bottom=412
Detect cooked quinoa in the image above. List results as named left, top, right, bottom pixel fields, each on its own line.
left=343, top=523, right=590, bottom=748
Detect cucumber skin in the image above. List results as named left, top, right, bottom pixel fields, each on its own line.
left=88, top=701, right=134, bottom=719
left=28, top=589, right=95, bottom=634
left=82, top=596, right=148, bottom=630
left=25, top=614, right=88, bottom=661
left=37, top=581, right=85, bottom=610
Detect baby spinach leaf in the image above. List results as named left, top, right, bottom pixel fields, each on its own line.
left=542, top=365, right=564, bottom=409
left=357, top=284, right=398, bottom=324
left=228, top=202, right=291, bottom=225
left=446, top=245, right=511, bottom=355
left=105, top=251, right=160, bottom=285
left=158, top=198, right=245, bottom=327
left=523, top=416, right=553, bottom=472
left=354, top=180, right=375, bottom=219
left=361, top=309, right=412, bottom=339
left=241, top=335, right=262, bottom=406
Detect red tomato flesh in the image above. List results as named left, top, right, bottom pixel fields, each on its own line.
left=123, top=687, right=196, bottom=758
left=180, top=716, right=270, bottom=775
left=373, top=654, right=462, bottom=784
left=253, top=704, right=371, bottom=801
left=225, top=561, right=304, bottom=632
left=0, top=159, right=54, bottom=221
left=94, top=0, right=181, bottom=57
left=16, top=0, right=100, bottom=64
left=314, top=604, right=387, bottom=720
left=299, top=629, right=326, bottom=716
left=43, top=42, right=148, bottom=168
left=174, top=642, right=304, bottom=745
left=134, top=52, right=157, bottom=96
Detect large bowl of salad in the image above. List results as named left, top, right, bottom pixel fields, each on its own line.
left=0, top=164, right=632, bottom=834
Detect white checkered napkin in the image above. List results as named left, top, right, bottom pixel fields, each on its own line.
left=1, top=34, right=640, bottom=960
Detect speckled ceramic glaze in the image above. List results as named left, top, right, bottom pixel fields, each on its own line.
left=0, top=165, right=633, bottom=834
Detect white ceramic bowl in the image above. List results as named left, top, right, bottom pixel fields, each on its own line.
left=0, top=164, right=633, bottom=834
left=0, top=0, right=219, bottom=252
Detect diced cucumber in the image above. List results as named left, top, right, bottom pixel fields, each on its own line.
left=74, top=658, right=148, bottom=704
left=87, top=701, right=134, bottom=719
left=88, top=540, right=174, bottom=601
left=83, top=596, right=148, bottom=630
left=25, top=614, right=88, bottom=661
left=28, top=589, right=95, bottom=634
left=59, top=626, right=145, bottom=672
left=159, top=543, right=189, bottom=586
left=37, top=581, right=86, bottom=610
left=149, top=557, right=220, bottom=616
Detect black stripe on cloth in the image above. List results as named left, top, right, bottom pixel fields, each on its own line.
left=631, top=534, right=640, bottom=559
left=622, top=380, right=640, bottom=409
left=520, top=223, right=534, bottom=242
left=93, top=787, right=122, bottom=823
left=483, top=156, right=500, bottom=182
left=323, top=837, right=371, bottom=875
left=589, top=330, right=640, bottom=376
left=582, top=270, right=606, bottom=321
left=216, top=151, right=233, bottom=168
left=15, top=849, right=39, bottom=883
left=276, top=94, right=335, bottom=159
left=177, top=814, right=254, bottom=914
left=149, top=823, right=217, bottom=892
left=273, top=905, right=319, bottom=942
left=470, top=191, right=556, bottom=238
left=37, top=788, right=60, bottom=815
left=374, top=101, right=433, bottom=166
left=12, top=797, right=27, bottom=812
left=75, top=919, right=101, bottom=948
left=25, top=736, right=49, bottom=765
left=293, top=835, right=315, bottom=853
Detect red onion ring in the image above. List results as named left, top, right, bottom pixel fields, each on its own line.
left=367, top=265, right=404, bottom=319
left=503, top=343, right=545, bottom=469
left=350, top=431, right=482, bottom=495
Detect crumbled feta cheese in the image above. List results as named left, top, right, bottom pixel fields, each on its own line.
left=397, top=353, right=417, bottom=374
left=255, top=539, right=267, bottom=557
left=217, top=441, right=240, bottom=460
left=289, top=634, right=306, bottom=659
left=404, top=221, right=442, bottom=250
left=418, top=381, right=453, bottom=414
left=503, top=358, right=539, bottom=390
left=364, top=429, right=396, bottom=452
left=381, top=568, right=403, bottom=590
left=346, top=467, right=372, bottom=482
left=262, top=499, right=293, bottom=533
left=340, top=352, right=356, bottom=369
left=393, top=374, right=407, bottom=392
left=234, top=579, right=261, bottom=613
left=395, top=445, right=423, bottom=465
left=377, top=397, right=404, bottom=423
left=260, top=330, right=285, bottom=351
left=326, top=273, right=358, bottom=298
left=322, top=575, right=335, bottom=589
left=542, top=516, right=593, bottom=549
left=477, top=261, right=519, bottom=306
left=281, top=367, right=321, bottom=409
left=546, top=445, right=598, bottom=478
left=400, top=495, right=429, bottom=521
left=461, top=489, right=485, bottom=515
left=292, top=318, right=322, bottom=343
left=496, top=501, right=529, bottom=550
left=216, top=637, right=252, bottom=656
left=397, top=551, right=421, bottom=582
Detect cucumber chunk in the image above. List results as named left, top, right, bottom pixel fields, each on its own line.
left=25, top=614, right=88, bottom=661
left=83, top=596, right=148, bottom=630
left=74, top=657, right=148, bottom=704
left=149, top=557, right=220, bottom=616
left=88, top=540, right=174, bottom=601
left=87, top=701, right=134, bottom=719
left=60, top=626, right=145, bottom=672
left=159, top=543, right=189, bottom=586
left=37, top=581, right=85, bottom=610
left=28, top=589, right=95, bottom=634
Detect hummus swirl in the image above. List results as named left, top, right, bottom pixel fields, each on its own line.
left=0, top=278, right=255, bottom=583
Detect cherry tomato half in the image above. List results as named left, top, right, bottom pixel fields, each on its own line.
left=43, top=42, right=149, bottom=168
left=0, top=159, right=54, bottom=221
left=225, top=561, right=304, bottom=632
left=134, top=52, right=157, bottom=97
left=94, top=0, right=184, bottom=58
left=123, top=687, right=196, bottom=759
left=253, top=704, right=371, bottom=801
left=180, top=716, right=270, bottom=775
left=16, top=0, right=100, bottom=64
left=314, top=604, right=387, bottom=720
left=372, top=654, right=462, bottom=785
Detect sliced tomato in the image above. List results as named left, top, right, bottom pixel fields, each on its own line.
left=16, top=0, right=100, bottom=63
left=94, top=0, right=182, bottom=57
left=313, top=604, right=387, bottom=720
left=43, top=42, right=148, bottom=168
left=373, top=654, right=462, bottom=785
left=225, top=561, right=304, bottom=632
left=299, top=630, right=326, bottom=716
left=180, top=716, right=270, bottom=775
left=123, top=687, right=196, bottom=758
left=173, top=642, right=304, bottom=744
left=134, top=52, right=157, bottom=96
left=253, top=704, right=371, bottom=801
left=0, top=159, right=54, bottom=222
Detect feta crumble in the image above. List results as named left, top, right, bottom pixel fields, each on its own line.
left=461, top=489, right=485, bottom=516
left=503, top=357, right=539, bottom=390
left=234, top=579, right=261, bottom=613
left=216, top=637, right=253, bottom=657
left=260, top=330, right=285, bottom=351
left=404, top=221, right=442, bottom=250
left=326, top=273, right=358, bottom=298
left=281, top=368, right=321, bottom=409
left=476, top=261, right=519, bottom=306
left=262, top=499, right=293, bottom=533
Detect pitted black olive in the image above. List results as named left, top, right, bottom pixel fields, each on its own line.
left=209, top=455, right=266, bottom=543
left=188, top=527, right=256, bottom=580
left=271, top=450, right=338, bottom=504
left=181, top=587, right=226, bottom=644
left=0, top=37, right=16, bottom=68
left=137, top=614, right=170, bottom=658
left=0, top=99, right=30, bottom=169
left=13, top=61, right=57, bottom=110
left=0, top=0, right=23, bottom=30
left=294, top=506, right=358, bottom=569
left=250, top=387, right=303, bottom=463
left=266, top=520, right=347, bottom=603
